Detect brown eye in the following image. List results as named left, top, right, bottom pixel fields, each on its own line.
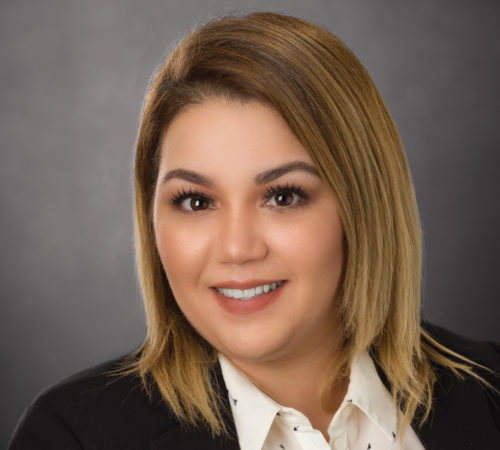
left=180, top=195, right=211, bottom=211
left=191, top=196, right=209, bottom=211
left=265, top=187, right=304, bottom=208
left=170, top=188, right=215, bottom=212
left=274, top=191, right=295, bottom=206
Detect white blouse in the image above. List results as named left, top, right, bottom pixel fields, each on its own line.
left=218, top=352, right=425, bottom=450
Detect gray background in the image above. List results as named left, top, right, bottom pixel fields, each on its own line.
left=2, top=0, right=499, bottom=445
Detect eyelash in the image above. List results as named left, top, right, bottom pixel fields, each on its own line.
left=168, top=187, right=212, bottom=209
left=168, top=183, right=309, bottom=211
left=263, top=183, right=309, bottom=207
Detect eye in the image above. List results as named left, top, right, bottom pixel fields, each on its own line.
left=267, top=190, right=300, bottom=207
left=264, top=184, right=308, bottom=208
left=169, top=189, right=214, bottom=212
left=180, top=195, right=211, bottom=211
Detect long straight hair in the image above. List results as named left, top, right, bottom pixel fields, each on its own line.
left=129, top=12, right=488, bottom=436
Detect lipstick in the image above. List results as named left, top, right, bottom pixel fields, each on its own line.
left=211, top=280, right=286, bottom=314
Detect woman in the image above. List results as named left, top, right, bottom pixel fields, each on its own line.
left=9, top=12, right=499, bottom=450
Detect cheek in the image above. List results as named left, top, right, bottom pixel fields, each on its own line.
left=310, top=216, right=344, bottom=276
left=267, top=210, right=344, bottom=279
left=154, top=215, right=211, bottom=289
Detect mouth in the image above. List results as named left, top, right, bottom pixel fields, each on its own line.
left=214, top=281, right=283, bottom=301
left=211, top=280, right=286, bottom=314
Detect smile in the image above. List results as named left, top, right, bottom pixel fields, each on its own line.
left=215, top=281, right=283, bottom=300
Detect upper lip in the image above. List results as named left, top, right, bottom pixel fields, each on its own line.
left=211, top=279, right=285, bottom=289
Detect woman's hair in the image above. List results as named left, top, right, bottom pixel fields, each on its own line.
left=129, top=11, right=486, bottom=436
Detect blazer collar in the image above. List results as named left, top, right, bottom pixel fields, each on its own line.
left=149, top=425, right=240, bottom=450
left=373, top=351, right=499, bottom=450
left=149, top=362, right=240, bottom=450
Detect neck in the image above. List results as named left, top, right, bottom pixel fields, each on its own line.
left=229, top=338, right=347, bottom=440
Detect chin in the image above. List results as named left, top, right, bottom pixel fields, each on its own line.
left=213, top=330, right=291, bottom=365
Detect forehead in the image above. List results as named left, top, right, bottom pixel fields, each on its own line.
left=158, top=100, right=313, bottom=172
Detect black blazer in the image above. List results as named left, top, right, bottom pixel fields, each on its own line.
left=9, top=324, right=500, bottom=450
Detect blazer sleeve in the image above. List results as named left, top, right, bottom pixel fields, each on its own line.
left=8, top=397, right=83, bottom=450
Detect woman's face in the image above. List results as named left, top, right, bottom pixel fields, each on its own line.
left=153, top=99, right=344, bottom=367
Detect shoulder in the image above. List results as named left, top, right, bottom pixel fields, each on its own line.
left=417, top=323, right=500, bottom=449
left=8, top=356, right=175, bottom=450
left=422, top=321, right=500, bottom=372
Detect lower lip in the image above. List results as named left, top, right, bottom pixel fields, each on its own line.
left=212, top=282, right=286, bottom=315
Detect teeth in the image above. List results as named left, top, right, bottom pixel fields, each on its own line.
left=230, top=289, right=242, bottom=299
left=217, top=281, right=281, bottom=300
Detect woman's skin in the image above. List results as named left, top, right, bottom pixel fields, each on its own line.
left=153, top=99, right=346, bottom=438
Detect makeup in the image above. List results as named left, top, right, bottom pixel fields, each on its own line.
left=212, top=281, right=287, bottom=315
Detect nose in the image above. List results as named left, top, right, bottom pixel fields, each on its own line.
left=215, top=206, right=268, bottom=265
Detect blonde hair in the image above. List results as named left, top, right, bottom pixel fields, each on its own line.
left=129, top=12, right=490, bottom=436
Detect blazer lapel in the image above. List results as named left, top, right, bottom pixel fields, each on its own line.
left=149, top=424, right=240, bottom=450
left=150, top=362, right=241, bottom=450
left=373, top=346, right=500, bottom=450
left=416, top=366, right=500, bottom=450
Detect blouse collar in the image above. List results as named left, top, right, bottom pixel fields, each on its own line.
left=218, top=351, right=398, bottom=450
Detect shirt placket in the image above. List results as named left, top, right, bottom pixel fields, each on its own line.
left=328, top=402, right=352, bottom=450
left=280, top=409, right=333, bottom=450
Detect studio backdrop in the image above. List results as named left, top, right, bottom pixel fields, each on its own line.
left=1, top=0, right=499, bottom=446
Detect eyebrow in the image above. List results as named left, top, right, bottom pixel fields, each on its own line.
left=254, top=161, right=319, bottom=184
left=161, top=169, right=214, bottom=187
left=160, top=161, right=319, bottom=187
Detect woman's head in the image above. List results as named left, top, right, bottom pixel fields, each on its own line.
left=152, top=99, right=345, bottom=367
left=133, top=11, right=422, bottom=430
